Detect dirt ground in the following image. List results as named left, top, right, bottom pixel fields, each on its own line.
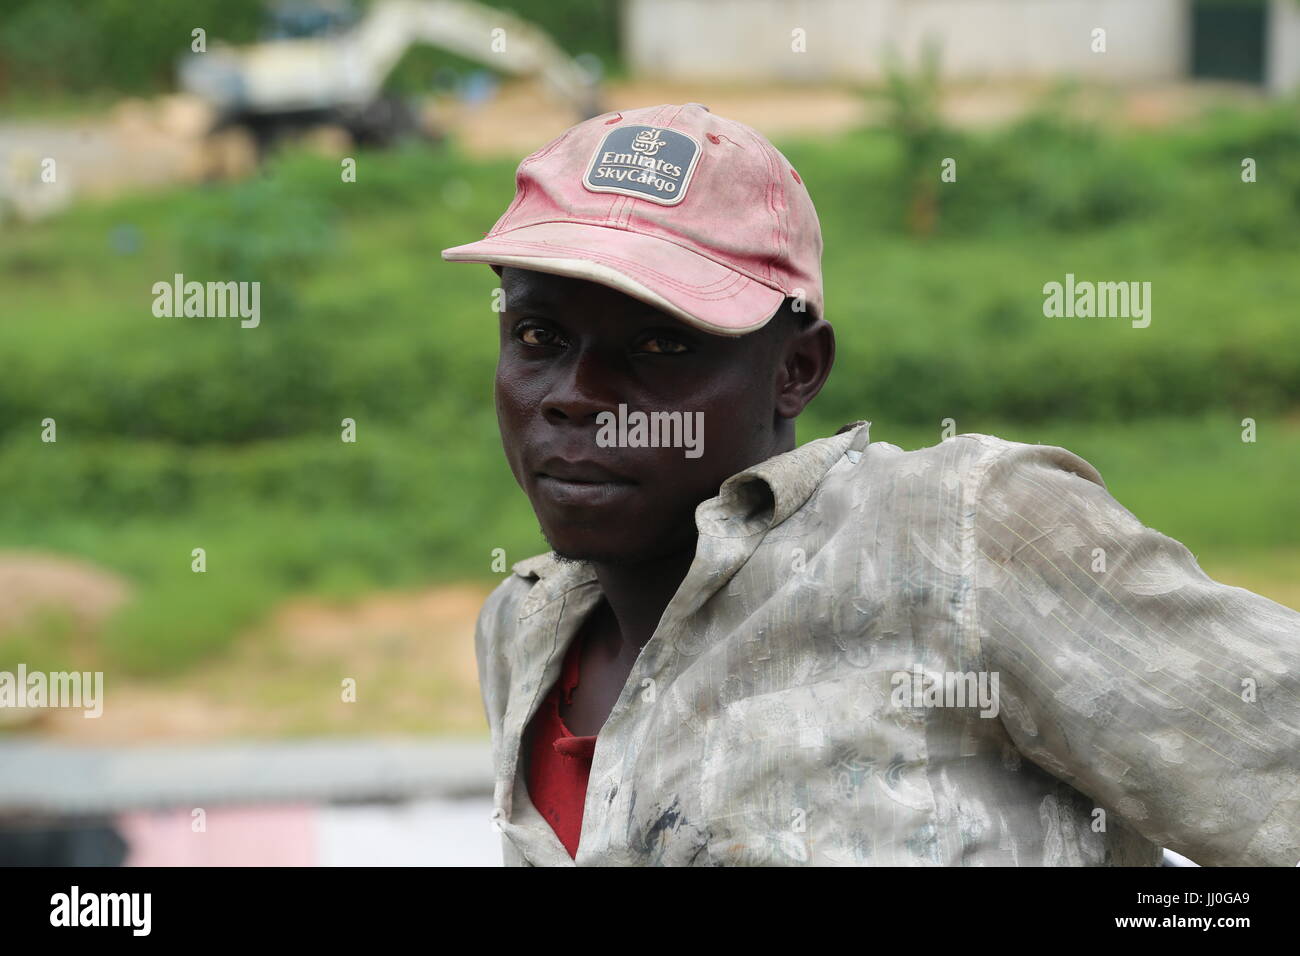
left=0, top=552, right=491, bottom=743
left=0, top=553, right=130, bottom=635
left=25, top=582, right=493, bottom=743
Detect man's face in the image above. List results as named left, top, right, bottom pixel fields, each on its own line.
left=494, top=267, right=818, bottom=565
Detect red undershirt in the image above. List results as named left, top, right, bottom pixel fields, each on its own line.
left=523, top=632, right=597, bottom=858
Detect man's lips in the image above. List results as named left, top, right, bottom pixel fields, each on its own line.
left=535, top=457, right=636, bottom=485
left=534, top=458, right=637, bottom=508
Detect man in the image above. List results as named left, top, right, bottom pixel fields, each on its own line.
left=442, top=103, right=1299, bottom=866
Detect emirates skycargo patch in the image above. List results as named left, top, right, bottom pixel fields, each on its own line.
left=583, top=126, right=701, bottom=205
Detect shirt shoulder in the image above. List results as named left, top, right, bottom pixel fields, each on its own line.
left=851, top=432, right=1107, bottom=494
left=840, top=431, right=1013, bottom=490
left=811, top=433, right=1112, bottom=580
left=961, top=433, right=1107, bottom=489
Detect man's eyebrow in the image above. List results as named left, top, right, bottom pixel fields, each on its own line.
left=501, top=285, right=554, bottom=314
left=634, top=321, right=701, bottom=338
left=501, top=283, right=687, bottom=329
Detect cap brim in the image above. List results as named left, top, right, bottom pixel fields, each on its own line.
left=441, top=221, right=785, bottom=336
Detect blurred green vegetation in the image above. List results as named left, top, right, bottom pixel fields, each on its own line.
left=1, top=100, right=1298, bottom=676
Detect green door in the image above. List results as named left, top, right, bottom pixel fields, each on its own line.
left=1191, top=0, right=1269, bottom=84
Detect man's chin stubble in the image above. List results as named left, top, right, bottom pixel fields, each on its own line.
left=539, top=525, right=698, bottom=569
left=541, top=530, right=620, bottom=567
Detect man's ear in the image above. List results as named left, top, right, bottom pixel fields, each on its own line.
left=775, top=318, right=835, bottom=420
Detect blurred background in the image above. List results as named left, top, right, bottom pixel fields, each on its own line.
left=0, top=0, right=1297, bottom=866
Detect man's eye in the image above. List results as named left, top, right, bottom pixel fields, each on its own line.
left=518, top=325, right=561, bottom=347
left=638, top=336, right=689, bottom=355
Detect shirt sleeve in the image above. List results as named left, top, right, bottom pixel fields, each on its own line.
left=970, top=439, right=1300, bottom=866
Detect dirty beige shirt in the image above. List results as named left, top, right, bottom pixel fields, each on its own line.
left=474, top=422, right=1300, bottom=866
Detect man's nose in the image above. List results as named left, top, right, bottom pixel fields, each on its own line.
left=541, top=348, right=623, bottom=425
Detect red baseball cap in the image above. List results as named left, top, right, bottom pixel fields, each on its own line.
left=441, top=103, right=824, bottom=335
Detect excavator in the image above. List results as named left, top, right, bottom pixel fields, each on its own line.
left=178, top=0, right=602, bottom=149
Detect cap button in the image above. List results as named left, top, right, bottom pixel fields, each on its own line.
left=685, top=102, right=710, bottom=112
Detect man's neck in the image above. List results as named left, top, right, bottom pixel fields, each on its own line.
left=585, top=430, right=796, bottom=653
left=591, top=545, right=697, bottom=654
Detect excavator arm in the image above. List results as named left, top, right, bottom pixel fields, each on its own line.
left=180, top=0, right=600, bottom=120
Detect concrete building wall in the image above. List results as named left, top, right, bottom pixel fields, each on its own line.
left=624, top=0, right=1191, bottom=84
left=1268, top=0, right=1300, bottom=92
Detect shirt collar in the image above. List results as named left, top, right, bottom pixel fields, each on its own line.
left=510, top=420, right=871, bottom=594
left=696, top=419, right=870, bottom=538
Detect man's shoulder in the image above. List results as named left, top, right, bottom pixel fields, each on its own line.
left=848, top=431, right=1008, bottom=483
left=852, top=431, right=1105, bottom=492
